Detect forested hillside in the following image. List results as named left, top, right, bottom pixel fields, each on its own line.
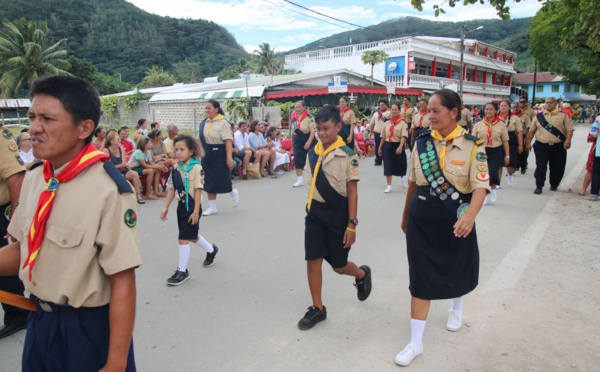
left=0, top=0, right=248, bottom=83
left=290, top=17, right=534, bottom=72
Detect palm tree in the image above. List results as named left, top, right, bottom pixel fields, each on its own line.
left=253, top=42, right=279, bottom=75
left=361, top=50, right=388, bottom=86
left=0, top=18, right=70, bottom=98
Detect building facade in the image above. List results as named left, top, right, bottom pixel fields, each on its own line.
left=515, top=72, right=597, bottom=103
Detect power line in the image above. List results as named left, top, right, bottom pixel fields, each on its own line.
left=261, top=0, right=353, bottom=31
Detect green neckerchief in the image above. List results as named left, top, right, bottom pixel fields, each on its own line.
left=178, top=158, right=201, bottom=211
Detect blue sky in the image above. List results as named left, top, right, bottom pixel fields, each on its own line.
left=126, top=0, right=542, bottom=53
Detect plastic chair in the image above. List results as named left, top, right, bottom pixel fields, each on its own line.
left=281, top=139, right=294, bottom=169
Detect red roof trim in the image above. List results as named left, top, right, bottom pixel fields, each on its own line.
left=264, top=85, right=423, bottom=99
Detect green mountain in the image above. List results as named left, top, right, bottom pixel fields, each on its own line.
left=0, top=0, right=248, bottom=83
left=288, top=16, right=534, bottom=72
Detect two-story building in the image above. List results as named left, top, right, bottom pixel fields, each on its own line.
left=284, top=36, right=517, bottom=105
left=515, top=72, right=597, bottom=104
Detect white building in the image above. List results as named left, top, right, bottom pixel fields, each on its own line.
left=285, top=36, right=517, bottom=104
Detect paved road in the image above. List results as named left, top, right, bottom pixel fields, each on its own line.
left=2, top=124, right=598, bottom=371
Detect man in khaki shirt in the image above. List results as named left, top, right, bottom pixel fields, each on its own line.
left=458, top=104, right=473, bottom=132
left=525, top=97, right=574, bottom=194
left=517, top=98, right=534, bottom=174
left=0, top=128, right=27, bottom=339
left=0, top=76, right=141, bottom=371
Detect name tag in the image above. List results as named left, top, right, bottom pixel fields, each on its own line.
left=451, top=160, right=465, bottom=165
left=418, top=195, right=426, bottom=200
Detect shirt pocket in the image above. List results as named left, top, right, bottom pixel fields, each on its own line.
left=445, top=163, right=469, bottom=187
left=329, top=169, right=347, bottom=196
left=45, top=225, right=85, bottom=249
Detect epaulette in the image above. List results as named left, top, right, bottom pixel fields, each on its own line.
left=465, top=134, right=484, bottom=146
left=416, top=129, right=431, bottom=139
left=103, top=161, right=133, bottom=194
left=340, top=145, right=356, bottom=156
left=29, top=161, right=43, bottom=171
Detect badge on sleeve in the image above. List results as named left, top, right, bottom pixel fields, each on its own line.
left=457, top=203, right=470, bottom=219
left=350, top=168, right=359, bottom=175
left=477, top=164, right=488, bottom=172
left=476, top=152, right=487, bottom=162
left=476, top=172, right=490, bottom=181
left=8, top=143, right=18, bottom=151
left=124, top=209, right=137, bottom=228
left=351, top=159, right=359, bottom=168
left=2, top=130, right=12, bottom=139
left=15, top=154, right=24, bottom=166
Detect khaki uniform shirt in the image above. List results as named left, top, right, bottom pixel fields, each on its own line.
left=500, top=115, right=523, bottom=133
left=203, top=117, right=233, bottom=145
left=168, top=162, right=204, bottom=201
left=473, top=120, right=509, bottom=148
left=304, top=148, right=360, bottom=203
left=0, top=130, right=25, bottom=206
left=400, top=106, right=414, bottom=124
left=412, top=110, right=430, bottom=129
left=341, top=109, right=357, bottom=127
left=294, top=115, right=316, bottom=134
left=458, top=108, right=473, bottom=128
left=370, top=110, right=390, bottom=134
left=382, top=120, right=409, bottom=142
left=515, top=113, right=531, bottom=132
left=8, top=162, right=142, bottom=307
left=409, top=136, right=491, bottom=194
left=529, top=110, right=574, bottom=144
left=523, top=106, right=537, bottom=121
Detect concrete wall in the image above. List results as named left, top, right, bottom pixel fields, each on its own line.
left=148, top=100, right=202, bottom=135
left=100, top=100, right=150, bottom=128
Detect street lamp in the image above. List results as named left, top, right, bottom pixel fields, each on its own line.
left=242, top=70, right=251, bottom=119
left=459, top=25, right=483, bottom=101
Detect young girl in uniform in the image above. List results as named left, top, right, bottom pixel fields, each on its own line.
left=160, top=135, right=220, bottom=286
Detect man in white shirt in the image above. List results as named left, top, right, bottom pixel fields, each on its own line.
left=233, top=121, right=255, bottom=179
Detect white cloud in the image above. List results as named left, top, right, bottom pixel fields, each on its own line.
left=243, top=44, right=295, bottom=53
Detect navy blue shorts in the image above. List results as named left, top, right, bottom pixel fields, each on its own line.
left=23, top=305, right=136, bottom=372
left=304, top=201, right=350, bottom=268
left=177, top=201, right=200, bottom=240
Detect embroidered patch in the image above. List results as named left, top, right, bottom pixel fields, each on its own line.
left=350, top=168, right=359, bottom=175
left=15, top=154, right=24, bottom=166
left=451, top=160, right=465, bottom=165
left=441, top=183, right=450, bottom=190
left=451, top=192, right=460, bottom=200
left=476, top=172, right=490, bottom=181
left=4, top=205, right=11, bottom=221
left=457, top=203, right=470, bottom=219
left=477, top=164, right=488, bottom=172
left=476, top=152, right=487, bottom=162
left=2, top=130, right=12, bottom=139
left=351, top=159, right=359, bottom=168
left=8, top=143, right=17, bottom=151
left=124, top=209, right=137, bottom=228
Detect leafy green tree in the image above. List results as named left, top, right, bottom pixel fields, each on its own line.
left=173, top=59, right=202, bottom=83
left=253, top=42, right=280, bottom=75
left=0, top=18, right=70, bottom=97
left=92, top=72, right=131, bottom=95
left=361, top=50, right=388, bottom=85
left=139, top=65, right=176, bottom=88
left=410, top=0, right=545, bottom=19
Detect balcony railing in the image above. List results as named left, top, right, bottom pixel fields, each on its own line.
left=387, top=74, right=511, bottom=95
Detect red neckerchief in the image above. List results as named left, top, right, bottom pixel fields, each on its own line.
left=339, top=107, right=351, bottom=122
left=402, top=104, right=411, bottom=121
left=23, top=143, right=109, bottom=280
left=291, top=110, right=308, bottom=131
left=483, top=116, right=501, bottom=146
left=377, top=108, right=388, bottom=121
left=389, top=115, right=401, bottom=140
left=515, top=110, right=524, bottom=117
left=418, top=109, right=428, bottom=128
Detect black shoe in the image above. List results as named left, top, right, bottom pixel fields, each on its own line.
left=534, top=187, right=542, bottom=195
left=166, top=268, right=190, bottom=286
left=520, top=169, right=526, bottom=175
left=298, top=305, right=327, bottom=330
left=550, top=186, right=558, bottom=191
left=203, top=244, right=220, bottom=267
left=374, top=162, right=382, bottom=166
left=0, top=321, right=27, bottom=340
left=354, top=265, right=372, bottom=301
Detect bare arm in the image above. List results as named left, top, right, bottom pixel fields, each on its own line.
left=305, top=132, right=316, bottom=150
left=225, top=140, right=234, bottom=170
left=343, top=180, right=358, bottom=248
left=0, top=242, right=21, bottom=276
left=453, top=188, right=487, bottom=238
left=401, top=181, right=418, bottom=233
left=6, top=171, right=24, bottom=213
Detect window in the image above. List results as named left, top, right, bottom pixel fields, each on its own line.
left=536, top=84, right=544, bottom=93
left=574, top=85, right=580, bottom=93
left=551, top=85, right=559, bottom=92
left=565, top=84, right=571, bottom=92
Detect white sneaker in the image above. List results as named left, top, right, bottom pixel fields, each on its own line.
left=483, top=195, right=489, bottom=206
left=401, top=177, right=408, bottom=188
left=292, top=180, right=304, bottom=187
left=395, top=342, right=423, bottom=366
left=231, top=189, right=239, bottom=207
left=202, top=207, right=218, bottom=216
left=490, top=189, right=497, bottom=203
left=446, top=309, right=463, bottom=332
left=508, top=175, right=514, bottom=187
left=384, top=185, right=392, bottom=193
left=496, top=184, right=502, bottom=189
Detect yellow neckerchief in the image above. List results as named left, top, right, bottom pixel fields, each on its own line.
left=544, top=107, right=559, bottom=116
left=204, top=114, right=224, bottom=137
left=307, top=136, right=346, bottom=211
left=430, top=125, right=464, bottom=171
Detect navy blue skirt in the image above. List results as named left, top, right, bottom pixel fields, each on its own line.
left=486, top=145, right=504, bottom=186
left=382, top=141, right=407, bottom=177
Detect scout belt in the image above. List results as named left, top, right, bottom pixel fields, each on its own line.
left=536, top=112, right=567, bottom=142
left=416, top=133, right=470, bottom=220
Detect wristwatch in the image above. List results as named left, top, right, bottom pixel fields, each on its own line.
left=348, top=218, right=359, bottom=226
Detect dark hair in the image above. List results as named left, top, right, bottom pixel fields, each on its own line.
left=315, top=105, right=341, bottom=125
left=390, top=103, right=401, bottom=110
left=135, top=136, right=148, bottom=151
left=30, top=75, right=100, bottom=144
left=265, top=126, right=277, bottom=140
left=94, top=126, right=105, bottom=137
left=173, top=134, right=200, bottom=158
left=339, top=96, right=349, bottom=104
left=296, top=100, right=306, bottom=108
left=119, top=126, right=129, bottom=131
left=118, top=128, right=127, bottom=135
left=418, top=98, right=428, bottom=104
left=207, top=99, right=225, bottom=115
left=431, top=89, right=462, bottom=122
left=137, top=119, right=147, bottom=128
left=485, top=102, right=499, bottom=112
left=20, top=128, right=29, bottom=133
left=378, top=100, right=389, bottom=106
left=249, top=120, right=259, bottom=133
left=148, top=129, right=162, bottom=139
left=150, top=121, right=159, bottom=129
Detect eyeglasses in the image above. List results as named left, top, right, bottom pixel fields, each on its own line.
left=519, top=101, right=527, bottom=103
left=20, top=138, right=31, bottom=142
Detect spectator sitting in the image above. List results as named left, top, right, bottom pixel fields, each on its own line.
left=134, top=118, right=148, bottom=141
left=128, top=137, right=168, bottom=200
left=354, top=118, right=367, bottom=134
left=164, top=123, right=179, bottom=158
left=16, top=132, right=41, bottom=170
left=91, top=126, right=106, bottom=149
left=233, top=120, right=254, bottom=179
left=102, top=130, right=144, bottom=204
left=148, top=129, right=169, bottom=164
left=248, top=120, right=275, bottom=177
left=265, top=127, right=289, bottom=174
left=118, top=127, right=135, bottom=155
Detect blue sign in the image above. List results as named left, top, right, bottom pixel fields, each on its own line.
left=385, top=57, right=405, bottom=76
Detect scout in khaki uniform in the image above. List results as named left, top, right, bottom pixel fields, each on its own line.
left=0, top=128, right=27, bottom=339
left=291, top=100, right=317, bottom=187
left=297, top=105, right=371, bottom=330
left=515, top=99, right=533, bottom=174
left=472, top=102, right=510, bottom=205
left=379, top=103, right=409, bottom=193
left=396, top=89, right=489, bottom=367
left=458, top=104, right=473, bottom=132
left=498, top=100, right=523, bottom=187
left=525, top=97, right=574, bottom=194
left=0, top=76, right=142, bottom=372
left=410, top=98, right=430, bottom=148
left=339, top=96, right=357, bottom=149
left=369, top=100, right=390, bottom=166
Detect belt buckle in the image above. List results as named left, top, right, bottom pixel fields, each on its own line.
left=38, top=301, right=54, bottom=312
left=548, top=142, right=555, bottom=146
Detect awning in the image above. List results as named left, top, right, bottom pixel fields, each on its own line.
left=0, top=99, right=31, bottom=108
left=264, top=85, right=422, bottom=99
left=149, top=86, right=265, bottom=102
left=462, top=93, right=503, bottom=106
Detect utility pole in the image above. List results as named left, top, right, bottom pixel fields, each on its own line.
left=459, top=25, right=465, bottom=102
left=531, top=60, right=538, bottom=104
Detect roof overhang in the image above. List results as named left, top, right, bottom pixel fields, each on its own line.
left=149, top=86, right=265, bottom=102
left=264, top=85, right=422, bottom=99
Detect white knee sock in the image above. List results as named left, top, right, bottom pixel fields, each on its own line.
left=410, top=319, right=426, bottom=347
left=451, top=297, right=463, bottom=313
left=209, top=200, right=217, bottom=210
left=195, top=235, right=214, bottom=253
left=297, top=176, right=303, bottom=183
left=178, top=244, right=190, bottom=271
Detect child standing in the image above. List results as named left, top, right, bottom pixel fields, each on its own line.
left=160, top=135, right=220, bottom=286
left=298, top=105, right=372, bottom=330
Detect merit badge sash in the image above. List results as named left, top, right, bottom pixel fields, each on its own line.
left=536, top=113, right=567, bottom=142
